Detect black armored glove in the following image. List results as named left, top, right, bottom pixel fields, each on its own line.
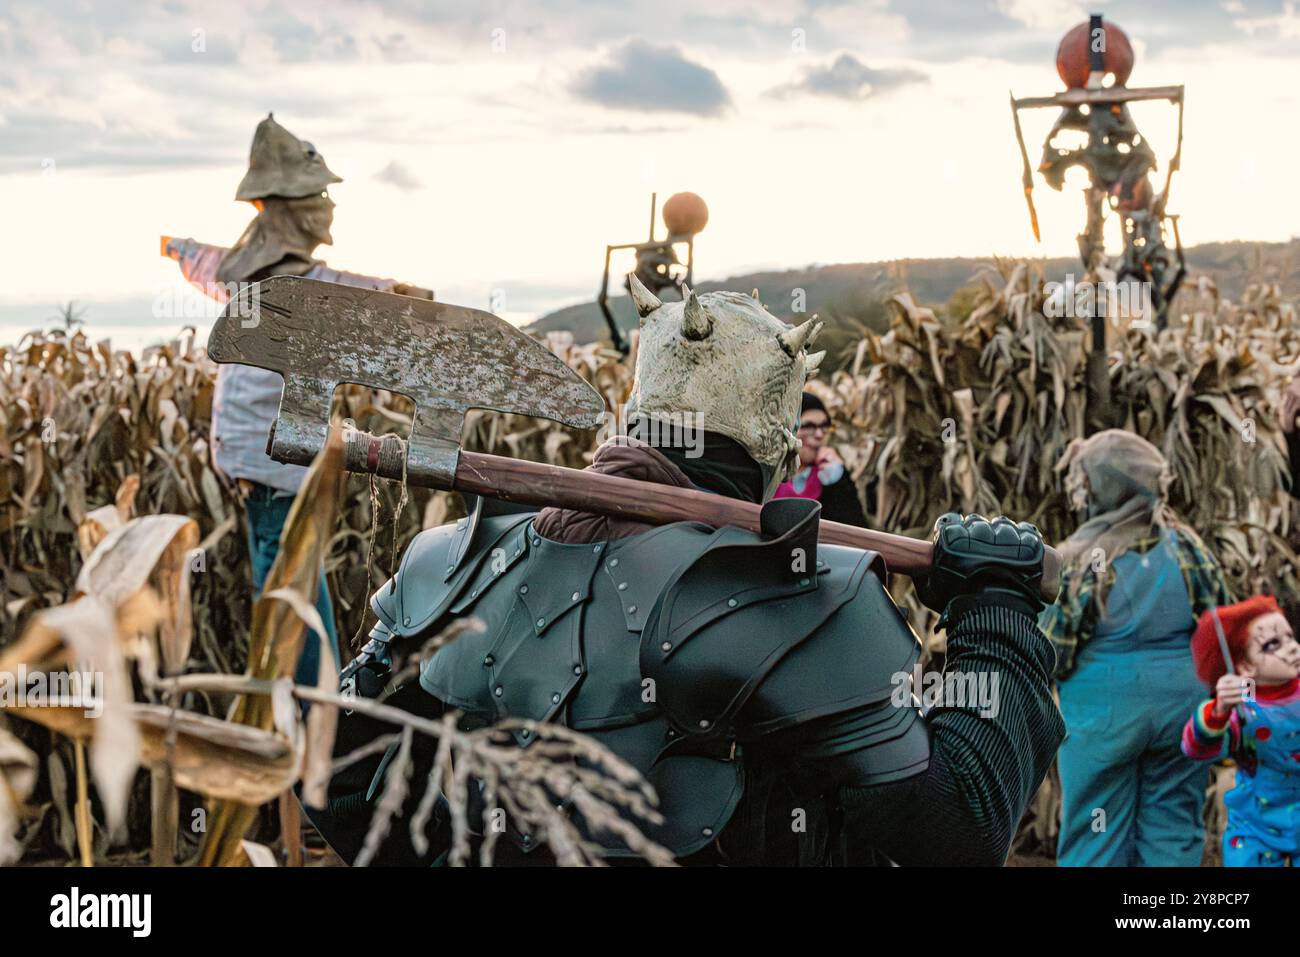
left=914, top=513, right=1046, bottom=628
left=339, top=640, right=393, bottom=704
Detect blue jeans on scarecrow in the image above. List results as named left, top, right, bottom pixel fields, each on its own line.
left=244, top=482, right=338, bottom=689
left=1055, top=533, right=1210, bottom=866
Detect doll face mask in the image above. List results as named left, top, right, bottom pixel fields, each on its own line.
left=1243, top=612, right=1300, bottom=685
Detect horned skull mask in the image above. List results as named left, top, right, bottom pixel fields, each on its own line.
left=624, top=274, right=824, bottom=500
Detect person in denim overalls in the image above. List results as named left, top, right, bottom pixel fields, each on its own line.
left=1040, top=430, right=1230, bottom=866
left=1182, top=595, right=1300, bottom=866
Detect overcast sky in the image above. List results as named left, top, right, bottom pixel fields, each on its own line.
left=1, top=0, right=1297, bottom=348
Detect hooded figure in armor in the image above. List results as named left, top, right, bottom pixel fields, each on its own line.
left=306, top=280, right=1065, bottom=866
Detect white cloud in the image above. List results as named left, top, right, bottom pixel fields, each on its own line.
left=374, top=160, right=423, bottom=191
left=1233, top=0, right=1300, bottom=38
left=995, top=0, right=1081, bottom=32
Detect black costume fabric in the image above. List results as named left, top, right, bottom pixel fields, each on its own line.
left=1288, top=430, right=1300, bottom=500
left=690, top=602, right=1062, bottom=865
left=630, top=417, right=770, bottom=504
left=813, top=474, right=868, bottom=527
left=834, top=603, right=1062, bottom=864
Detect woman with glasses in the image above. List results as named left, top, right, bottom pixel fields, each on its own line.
left=774, top=392, right=868, bottom=527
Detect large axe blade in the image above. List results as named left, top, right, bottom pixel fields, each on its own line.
left=209, top=275, right=1064, bottom=602
left=209, top=276, right=605, bottom=489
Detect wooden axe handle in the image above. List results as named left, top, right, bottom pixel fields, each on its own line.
left=455, top=450, right=1062, bottom=602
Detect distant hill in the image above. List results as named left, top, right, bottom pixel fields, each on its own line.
left=527, top=239, right=1300, bottom=344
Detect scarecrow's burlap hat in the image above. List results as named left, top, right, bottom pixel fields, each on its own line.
left=235, top=113, right=342, bottom=201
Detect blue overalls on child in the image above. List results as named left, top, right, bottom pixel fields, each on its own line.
left=1222, top=695, right=1300, bottom=866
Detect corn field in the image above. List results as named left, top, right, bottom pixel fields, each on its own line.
left=1, top=263, right=1296, bottom=865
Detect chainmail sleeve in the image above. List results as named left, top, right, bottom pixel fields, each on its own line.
left=834, top=604, right=1065, bottom=865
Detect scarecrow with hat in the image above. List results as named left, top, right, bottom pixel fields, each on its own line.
left=162, top=114, right=433, bottom=685
left=1182, top=595, right=1300, bottom=866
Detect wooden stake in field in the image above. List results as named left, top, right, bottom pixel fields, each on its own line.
left=198, top=428, right=344, bottom=867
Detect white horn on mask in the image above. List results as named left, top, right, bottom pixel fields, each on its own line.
left=778, top=316, right=823, bottom=357
left=804, top=349, right=826, bottom=378
left=628, top=273, right=662, bottom=319
left=681, top=291, right=713, bottom=340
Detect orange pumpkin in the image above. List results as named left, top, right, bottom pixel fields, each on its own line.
left=662, top=192, right=709, bottom=237
left=1055, top=19, right=1135, bottom=90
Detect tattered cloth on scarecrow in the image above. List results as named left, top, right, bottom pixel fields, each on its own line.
left=1042, top=429, right=1229, bottom=677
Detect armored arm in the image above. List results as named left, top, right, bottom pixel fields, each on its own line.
left=829, top=514, right=1064, bottom=865
left=831, top=600, right=1062, bottom=865
left=305, top=503, right=538, bottom=865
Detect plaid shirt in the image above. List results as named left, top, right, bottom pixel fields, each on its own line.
left=1038, top=527, right=1231, bottom=680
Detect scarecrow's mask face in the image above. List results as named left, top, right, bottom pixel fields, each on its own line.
left=296, top=192, right=335, bottom=246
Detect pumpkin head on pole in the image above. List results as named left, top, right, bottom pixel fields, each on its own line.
left=595, top=191, right=709, bottom=355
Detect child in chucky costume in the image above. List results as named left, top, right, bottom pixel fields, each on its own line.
left=1181, top=595, right=1300, bottom=866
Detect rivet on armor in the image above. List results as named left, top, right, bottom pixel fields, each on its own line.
left=522, top=835, right=532, bottom=844
left=799, top=578, right=809, bottom=586
left=520, top=729, right=530, bottom=738
left=494, top=686, right=503, bottom=697
left=727, top=598, right=737, bottom=607
left=519, top=584, right=529, bottom=594
left=702, top=827, right=714, bottom=837
left=661, top=642, right=672, bottom=652
left=593, top=544, right=602, bottom=553
left=628, top=605, right=637, bottom=614
left=551, top=693, right=561, bottom=704
left=471, top=589, right=478, bottom=598
left=609, top=558, right=619, bottom=568
left=618, top=582, right=627, bottom=591
left=403, top=616, right=411, bottom=625
left=699, top=719, right=710, bottom=729
left=571, top=591, right=580, bottom=601
left=573, top=665, right=582, bottom=675
left=537, top=618, right=545, bottom=628
left=484, top=655, right=494, bottom=667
